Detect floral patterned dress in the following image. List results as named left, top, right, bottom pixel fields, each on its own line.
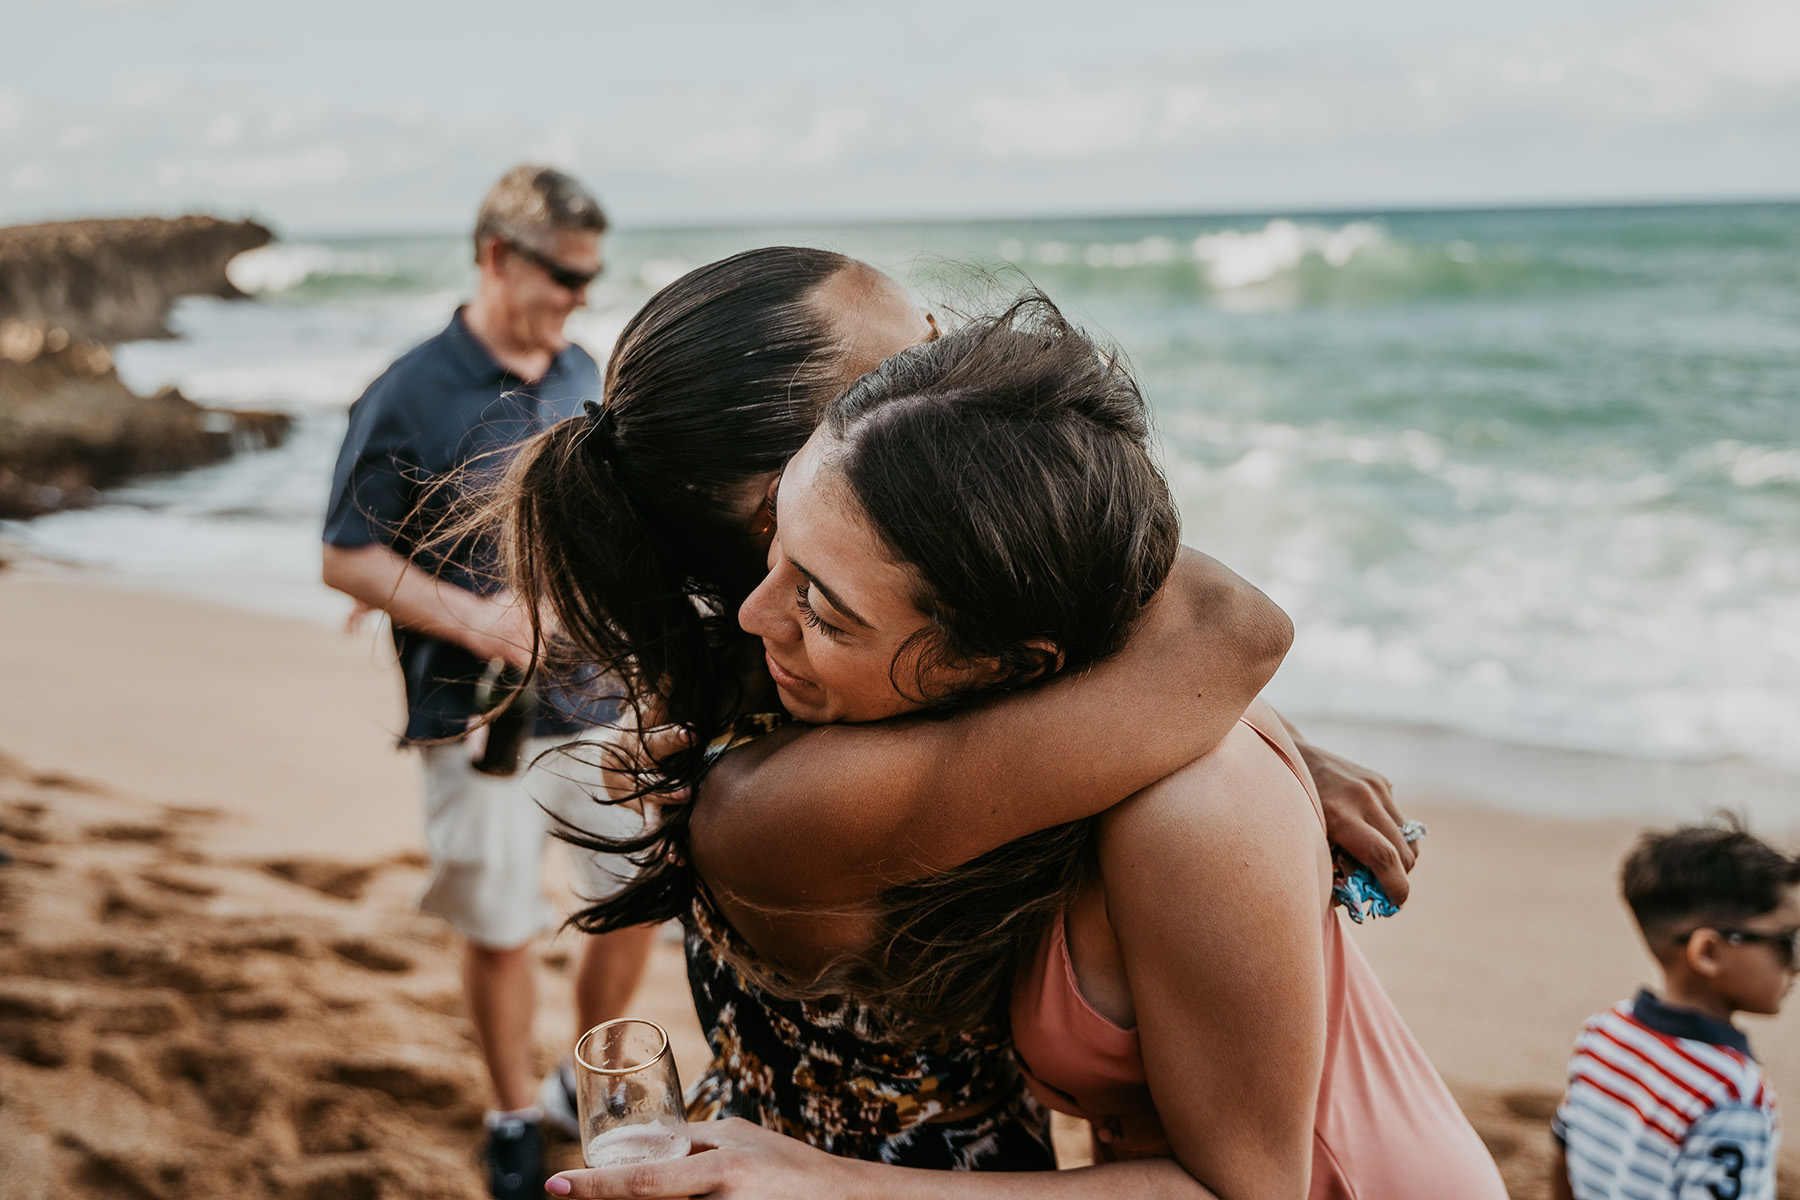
left=684, top=884, right=1055, bottom=1169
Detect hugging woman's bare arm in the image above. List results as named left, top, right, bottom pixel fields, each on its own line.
left=1102, top=725, right=1330, bottom=1199
left=691, top=547, right=1292, bottom=908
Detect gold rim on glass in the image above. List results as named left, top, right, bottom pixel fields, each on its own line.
left=574, top=1017, right=671, bottom=1076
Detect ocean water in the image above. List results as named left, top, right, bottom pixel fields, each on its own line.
left=7, top=203, right=1798, bottom=779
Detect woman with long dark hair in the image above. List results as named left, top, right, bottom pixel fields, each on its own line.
left=547, top=296, right=1504, bottom=1200
left=487, top=248, right=1413, bottom=1173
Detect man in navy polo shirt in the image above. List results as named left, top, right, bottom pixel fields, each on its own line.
left=322, top=165, right=652, bottom=1199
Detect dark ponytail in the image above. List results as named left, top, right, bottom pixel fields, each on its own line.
left=492, top=247, right=859, bottom=930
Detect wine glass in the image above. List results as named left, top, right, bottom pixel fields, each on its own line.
left=573, top=1018, right=690, bottom=1167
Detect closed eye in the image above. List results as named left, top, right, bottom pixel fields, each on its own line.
left=794, top=583, right=845, bottom=640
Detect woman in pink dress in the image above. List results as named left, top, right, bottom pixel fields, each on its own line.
left=548, top=294, right=1505, bottom=1200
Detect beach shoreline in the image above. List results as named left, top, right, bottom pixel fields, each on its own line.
left=5, top=564, right=1799, bottom=1197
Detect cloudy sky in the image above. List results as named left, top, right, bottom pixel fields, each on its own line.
left=5, top=0, right=1798, bottom=233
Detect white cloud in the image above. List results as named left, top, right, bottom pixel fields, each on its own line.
left=1496, top=54, right=1566, bottom=90
left=786, top=106, right=870, bottom=164
left=8, top=165, right=54, bottom=193
left=647, top=94, right=886, bottom=171
left=116, top=76, right=178, bottom=110
left=1157, top=85, right=1249, bottom=138
left=1457, top=0, right=1800, bottom=121
left=970, top=83, right=1149, bottom=157
left=1603, top=0, right=1800, bottom=97
left=526, top=125, right=581, bottom=170
left=155, top=144, right=351, bottom=192
left=202, top=112, right=243, bottom=147
left=0, top=91, right=26, bottom=141
left=56, top=124, right=104, bottom=150
left=1, top=0, right=1796, bottom=230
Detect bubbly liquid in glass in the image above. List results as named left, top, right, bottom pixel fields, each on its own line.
left=583, top=1123, right=691, bottom=1167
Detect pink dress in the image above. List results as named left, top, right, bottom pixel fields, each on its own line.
left=1009, top=716, right=1507, bottom=1199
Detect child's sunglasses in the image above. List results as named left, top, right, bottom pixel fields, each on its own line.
left=1683, top=926, right=1800, bottom=968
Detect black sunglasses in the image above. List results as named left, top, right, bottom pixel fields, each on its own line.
left=505, top=240, right=601, bottom=291
left=1681, top=926, right=1800, bottom=967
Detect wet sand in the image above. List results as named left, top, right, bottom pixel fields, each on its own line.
left=3, top=566, right=1797, bottom=1198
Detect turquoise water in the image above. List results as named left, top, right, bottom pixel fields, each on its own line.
left=11, top=203, right=1799, bottom=771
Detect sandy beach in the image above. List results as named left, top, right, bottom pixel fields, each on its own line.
left=4, top=564, right=1798, bottom=1199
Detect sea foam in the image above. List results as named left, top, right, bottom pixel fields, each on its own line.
left=1191, top=219, right=1384, bottom=288
left=15, top=209, right=1796, bottom=798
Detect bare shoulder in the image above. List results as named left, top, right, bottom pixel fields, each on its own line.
left=691, top=718, right=937, bottom=907
left=1103, top=724, right=1331, bottom=1200
left=1099, top=719, right=1320, bottom=848
left=1098, top=720, right=1327, bottom=900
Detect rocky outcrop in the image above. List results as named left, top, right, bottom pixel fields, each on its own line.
left=0, top=216, right=272, bottom=343
left=0, top=216, right=289, bottom=519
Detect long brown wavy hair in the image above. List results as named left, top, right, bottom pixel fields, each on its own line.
left=723, top=293, right=1180, bottom=1036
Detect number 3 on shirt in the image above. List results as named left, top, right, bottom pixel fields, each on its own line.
left=1707, top=1142, right=1744, bottom=1200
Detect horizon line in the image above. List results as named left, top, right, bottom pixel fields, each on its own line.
left=6, top=191, right=1798, bottom=243
left=295, top=192, right=1800, bottom=242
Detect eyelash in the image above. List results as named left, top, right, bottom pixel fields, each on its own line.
left=794, top=584, right=844, bottom=640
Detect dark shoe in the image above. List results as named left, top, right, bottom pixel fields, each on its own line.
left=483, top=1114, right=544, bottom=1200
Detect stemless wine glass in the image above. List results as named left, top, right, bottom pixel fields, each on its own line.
left=573, top=1018, right=691, bottom=1167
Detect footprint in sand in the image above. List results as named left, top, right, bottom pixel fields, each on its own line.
left=90, top=1038, right=168, bottom=1104
left=0, top=976, right=188, bottom=1038
left=213, top=991, right=291, bottom=1021
left=91, top=991, right=188, bottom=1036
left=86, top=822, right=172, bottom=844
left=97, top=871, right=187, bottom=923
left=138, top=868, right=219, bottom=899
left=269, top=1155, right=393, bottom=1200
left=0, top=802, right=51, bottom=845
left=29, top=772, right=100, bottom=793
left=3, top=776, right=497, bottom=1199
left=294, top=1087, right=381, bottom=1154
left=205, top=924, right=310, bottom=957
left=330, top=937, right=414, bottom=974
left=30, top=936, right=244, bottom=997
left=0, top=1019, right=68, bottom=1067
left=162, top=1042, right=273, bottom=1135
left=261, top=859, right=381, bottom=901
left=325, top=1053, right=470, bottom=1110
left=269, top=1151, right=476, bottom=1200
left=1500, top=1087, right=1563, bottom=1123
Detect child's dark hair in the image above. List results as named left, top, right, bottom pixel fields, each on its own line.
left=1621, top=817, right=1800, bottom=955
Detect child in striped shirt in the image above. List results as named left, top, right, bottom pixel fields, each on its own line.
left=1555, top=820, right=1800, bottom=1200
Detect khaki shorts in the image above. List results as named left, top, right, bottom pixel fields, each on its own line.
left=417, top=734, right=644, bottom=949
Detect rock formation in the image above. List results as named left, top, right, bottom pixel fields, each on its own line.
left=0, top=216, right=290, bottom=519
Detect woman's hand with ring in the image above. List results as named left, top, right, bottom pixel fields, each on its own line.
left=1290, top=736, right=1417, bottom=905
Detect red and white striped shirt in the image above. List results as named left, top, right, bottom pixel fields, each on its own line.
left=1556, top=990, right=1778, bottom=1200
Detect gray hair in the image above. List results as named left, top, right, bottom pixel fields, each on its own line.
left=473, top=165, right=607, bottom=260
